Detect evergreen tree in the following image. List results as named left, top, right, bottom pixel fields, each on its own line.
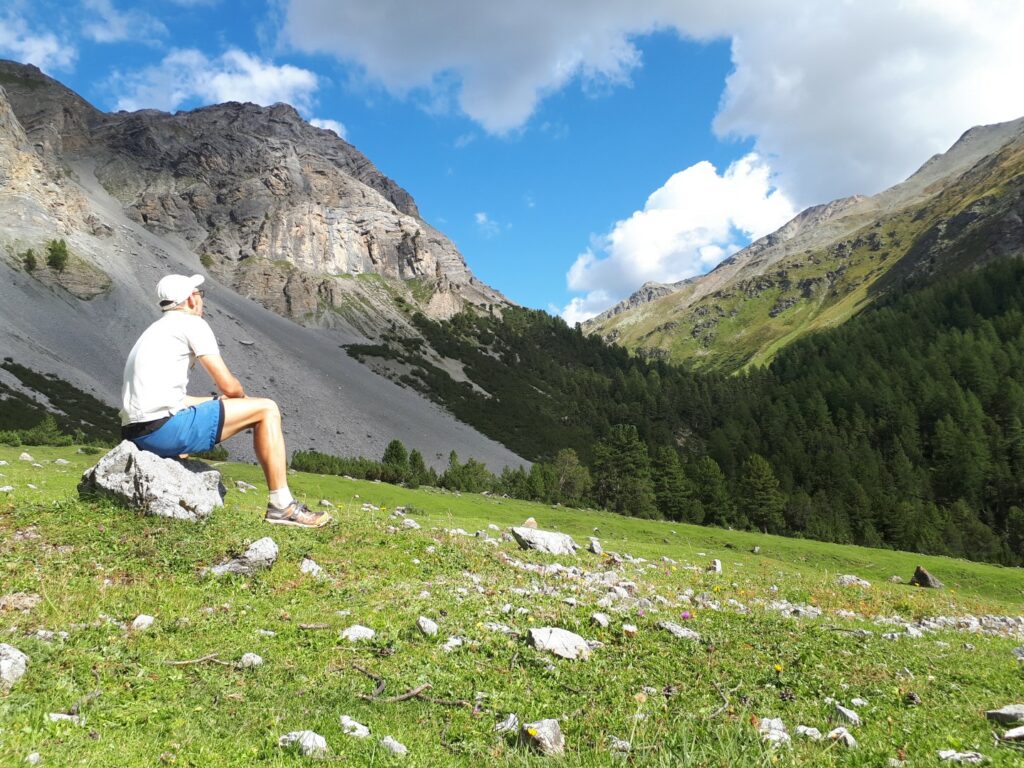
left=381, top=439, right=410, bottom=484
left=46, top=239, right=69, bottom=272
left=550, top=448, right=591, bottom=506
left=651, top=446, right=693, bottom=522
left=591, top=425, right=657, bottom=518
left=690, top=456, right=733, bottom=527
left=407, top=449, right=434, bottom=489
left=22, top=249, right=36, bottom=272
left=737, top=454, right=786, bottom=533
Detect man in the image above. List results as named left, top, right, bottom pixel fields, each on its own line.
left=120, top=273, right=331, bottom=528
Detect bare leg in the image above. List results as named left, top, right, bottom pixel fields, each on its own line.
left=219, top=398, right=286, bottom=490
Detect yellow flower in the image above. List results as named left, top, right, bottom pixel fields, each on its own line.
left=774, top=664, right=783, bottom=673
left=527, top=728, right=538, bottom=736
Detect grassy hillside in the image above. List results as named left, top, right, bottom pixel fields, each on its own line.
left=2, top=446, right=1024, bottom=766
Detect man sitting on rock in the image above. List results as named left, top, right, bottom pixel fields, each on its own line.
left=119, top=273, right=331, bottom=528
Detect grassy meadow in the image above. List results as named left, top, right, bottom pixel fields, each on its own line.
left=2, top=445, right=1024, bottom=766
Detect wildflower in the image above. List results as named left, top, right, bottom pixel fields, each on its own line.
left=774, top=664, right=783, bottom=673
left=634, top=692, right=648, bottom=704
left=681, top=611, right=692, bottom=620
left=527, top=727, right=538, bottom=736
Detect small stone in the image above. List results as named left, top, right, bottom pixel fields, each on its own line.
left=837, top=575, right=871, bottom=588
left=47, top=713, right=83, bottom=725
left=131, top=614, right=155, bottom=632
left=987, top=704, right=1024, bottom=724
left=494, top=713, right=519, bottom=733
left=608, top=736, right=631, bottom=753
left=54, top=458, right=70, bottom=466
left=835, top=703, right=861, bottom=726
left=278, top=731, right=328, bottom=757
left=238, top=653, right=263, bottom=668
left=1003, top=725, right=1024, bottom=741
left=937, top=750, right=986, bottom=763
left=319, top=499, right=334, bottom=507
left=0, top=485, right=12, bottom=492
left=442, top=636, right=464, bottom=653
left=759, top=717, right=790, bottom=746
left=256, top=629, right=277, bottom=637
left=488, top=523, right=500, bottom=531
left=528, top=627, right=590, bottom=660
left=234, top=480, right=256, bottom=492
left=658, top=621, right=701, bottom=641
left=417, top=616, right=439, bottom=636
left=205, top=537, right=278, bottom=577
left=402, top=518, right=421, bottom=530
left=522, top=517, right=538, bottom=528
left=795, top=725, right=822, bottom=741
left=340, top=715, right=370, bottom=738
left=591, top=612, right=610, bottom=628
left=0, top=592, right=42, bottom=612
left=888, top=575, right=904, bottom=583
left=909, top=566, right=944, bottom=589
left=563, top=597, right=577, bottom=607
left=25, top=753, right=41, bottom=765
left=588, top=537, right=603, bottom=555
left=708, top=559, right=722, bottom=574
left=520, top=719, right=564, bottom=756
left=827, top=727, right=857, bottom=748
left=752, top=546, right=761, bottom=554
left=340, top=625, right=375, bottom=642
left=851, top=697, right=868, bottom=707
left=0, top=644, right=30, bottom=689
left=380, top=736, right=407, bottom=756
left=19, top=452, right=34, bottom=462
left=299, top=557, right=324, bottom=578
left=904, top=691, right=922, bottom=706
left=622, top=624, right=638, bottom=637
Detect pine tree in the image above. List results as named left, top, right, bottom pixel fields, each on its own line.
left=46, top=239, right=69, bottom=272
left=690, top=456, right=733, bottom=527
left=590, top=425, right=657, bottom=518
left=550, top=448, right=591, bottom=506
left=381, top=439, right=410, bottom=484
left=737, top=454, right=786, bottom=533
left=651, top=446, right=693, bottom=522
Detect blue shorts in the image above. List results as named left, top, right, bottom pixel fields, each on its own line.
left=132, top=400, right=225, bottom=457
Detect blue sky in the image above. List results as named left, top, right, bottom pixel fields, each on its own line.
left=3, top=1, right=1024, bottom=321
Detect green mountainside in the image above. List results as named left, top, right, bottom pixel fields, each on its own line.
left=585, top=118, right=1024, bottom=372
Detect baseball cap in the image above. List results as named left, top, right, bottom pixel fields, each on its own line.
left=157, top=274, right=205, bottom=309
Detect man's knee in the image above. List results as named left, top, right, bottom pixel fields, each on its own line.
left=256, top=397, right=281, bottom=422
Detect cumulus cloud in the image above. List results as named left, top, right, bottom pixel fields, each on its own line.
left=310, top=117, right=347, bottom=139
left=83, top=0, right=167, bottom=45
left=110, top=48, right=319, bottom=113
left=282, top=0, right=1024, bottom=205
left=560, top=153, right=796, bottom=322
left=474, top=212, right=502, bottom=238
left=0, top=11, right=76, bottom=72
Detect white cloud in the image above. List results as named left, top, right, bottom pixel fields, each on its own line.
left=454, top=132, right=476, bottom=149
left=560, top=153, right=796, bottom=322
left=310, top=117, right=347, bottom=139
left=83, top=0, right=167, bottom=45
left=282, top=0, right=1024, bottom=205
left=0, top=12, right=76, bottom=72
left=110, top=48, right=320, bottom=113
left=474, top=211, right=502, bottom=238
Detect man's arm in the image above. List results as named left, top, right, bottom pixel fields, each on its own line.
left=197, top=354, right=246, bottom=399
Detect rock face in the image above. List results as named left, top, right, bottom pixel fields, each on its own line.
left=78, top=441, right=225, bottom=521
left=511, top=527, right=579, bottom=556
left=910, top=566, right=944, bottom=589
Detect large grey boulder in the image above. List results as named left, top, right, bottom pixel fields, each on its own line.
left=0, top=643, right=29, bottom=689
left=511, top=526, right=579, bottom=556
left=78, top=441, right=225, bottom=521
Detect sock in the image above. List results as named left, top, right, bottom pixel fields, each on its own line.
left=269, top=487, right=295, bottom=509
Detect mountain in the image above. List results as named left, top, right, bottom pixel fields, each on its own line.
left=584, top=116, right=1024, bottom=371
left=0, top=60, right=523, bottom=469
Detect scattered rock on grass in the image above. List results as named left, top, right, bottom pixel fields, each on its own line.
left=402, top=518, right=421, bottom=530
left=528, top=627, right=590, bottom=660
left=340, top=715, right=370, bottom=738
left=204, top=538, right=278, bottom=577
left=834, top=703, right=861, bottom=726
left=827, top=727, right=857, bottom=748
left=588, top=537, right=603, bottom=555
left=417, top=616, right=439, bottom=636
left=987, top=704, right=1024, bottom=724
left=0, top=593, right=41, bottom=612
left=299, top=558, right=324, bottom=578
left=608, top=736, right=631, bottom=754
left=910, top=566, right=944, bottom=589
left=837, top=575, right=871, bottom=588
left=658, top=621, right=701, bottom=641
left=234, top=480, right=256, bottom=493
left=0, top=486, right=12, bottom=493
left=0, top=644, right=29, bottom=689
left=1003, top=725, right=1024, bottom=741
left=591, top=612, right=610, bottom=628
left=759, top=717, right=790, bottom=746
left=19, top=452, right=33, bottom=462
left=795, top=725, right=822, bottom=741
left=47, top=713, right=83, bottom=725
left=238, top=653, right=263, bottom=668
left=494, top=713, right=519, bottom=733
left=442, top=636, right=464, bottom=653
left=522, top=517, right=538, bottom=529
left=708, top=559, right=722, bottom=574
left=340, top=625, right=375, bottom=642
left=520, top=719, right=564, bottom=756
left=622, top=624, right=638, bottom=638
left=511, top=527, right=578, bottom=556
left=25, top=752, right=41, bottom=765
left=278, top=731, right=328, bottom=757
left=131, top=614, right=155, bottom=632
left=78, top=441, right=225, bottom=522
left=380, top=736, right=408, bottom=756
left=937, top=750, right=986, bottom=763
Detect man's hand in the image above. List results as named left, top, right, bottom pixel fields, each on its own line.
left=197, top=354, right=245, bottom=398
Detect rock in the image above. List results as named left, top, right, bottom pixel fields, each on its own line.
left=319, top=499, right=333, bottom=507
left=759, top=717, right=790, bottom=746
left=591, top=612, right=610, bottom=628
left=608, top=736, right=631, bottom=753
left=904, top=691, right=921, bottom=706
left=520, top=719, right=564, bottom=756
left=622, top=624, right=638, bottom=637
left=78, top=441, right=225, bottom=521
left=910, top=566, right=944, bottom=589
left=588, top=537, right=603, bottom=555
left=54, top=458, right=70, bottom=466
left=987, top=704, right=1024, bottom=724
left=19, top=452, right=33, bottom=461
left=494, top=713, right=519, bottom=733
left=278, top=731, right=329, bottom=757
left=837, top=575, right=871, bottom=588
left=340, top=715, right=370, bottom=738
left=442, top=636, right=464, bottom=653
left=0, top=592, right=42, bottom=612
left=47, top=713, right=83, bottom=725
left=402, top=518, right=421, bottom=530
left=752, top=546, right=761, bottom=554
left=299, top=557, right=323, bottom=578
left=795, top=725, right=822, bottom=741
left=528, top=627, right=590, bottom=660
left=522, top=517, right=538, bottom=528
left=238, top=653, right=263, bottom=668
left=708, top=559, right=723, bottom=574
left=380, top=736, right=407, bottom=756
left=131, top=614, right=155, bottom=632
left=827, top=727, right=857, bottom=748
left=834, top=703, right=861, bottom=726
left=658, top=621, right=701, bottom=641
left=340, top=625, right=375, bottom=642
left=1014, top=646, right=1024, bottom=661
left=417, top=616, right=439, bottom=636
left=0, top=644, right=29, bottom=689
left=889, top=575, right=904, bottom=583
left=204, top=537, right=278, bottom=577
left=511, top=527, right=578, bottom=556
left=0, top=486, right=12, bottom=492
left=851, top=697, right=869, bottom=707
left=25, top=753, right=41, bottom=765
left=937, top=750, right=986, bottom=763
left=234, top=480, right=256, bottom=492
left=1003, top=725, right=1024, bottom=741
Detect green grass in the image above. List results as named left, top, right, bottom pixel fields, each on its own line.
left=2, top=446, right=1024, bottom=766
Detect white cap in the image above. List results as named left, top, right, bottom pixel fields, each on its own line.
left=156, top=274, right=205, bottom=309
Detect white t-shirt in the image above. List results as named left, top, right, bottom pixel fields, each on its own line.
left=120, top=311, right=220, bottom=425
